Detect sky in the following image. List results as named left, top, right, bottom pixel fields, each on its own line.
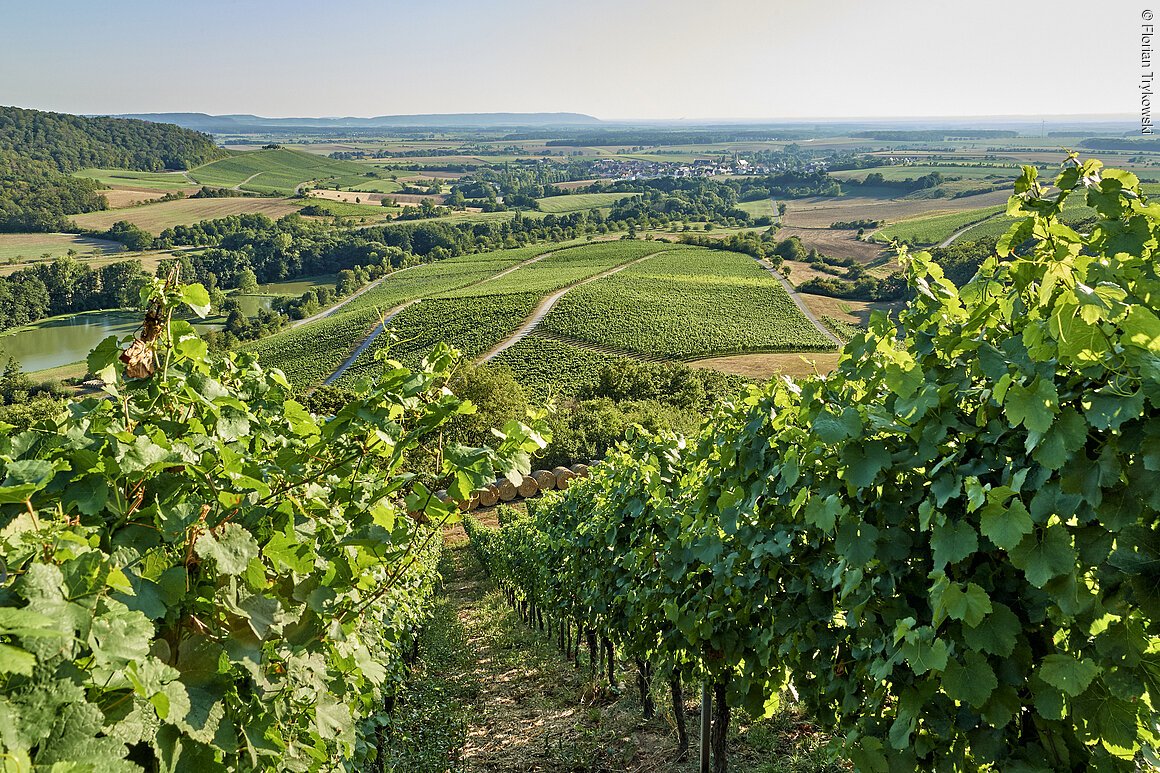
left=0, top=0, right=1138, bottom=120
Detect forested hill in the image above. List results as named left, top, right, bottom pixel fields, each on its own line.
left=0, top=105, right=224, bottom=171
left=0, top=105, right=224, bottom=232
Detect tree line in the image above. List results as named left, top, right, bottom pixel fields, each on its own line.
left=0, top=105, right=223, bottom=232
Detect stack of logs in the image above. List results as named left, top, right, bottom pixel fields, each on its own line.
left=435, top=463, right=590, bottom=512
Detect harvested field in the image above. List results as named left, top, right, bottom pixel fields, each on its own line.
left=775, top=226, right=888, bottom=264
left=71, top=198, right=302, bottom=234
left=797, top=293, right=899, bottom=326
left=305, top=189, right=393, bottom=205
left=691, top=351, right=843, bottom=379
left=100, top=187, right=186, bottom=208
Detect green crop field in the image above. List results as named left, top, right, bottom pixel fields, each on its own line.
left=539, top=248, right=835, bottom=358
left=300, top=199, right=398, bottom=219
left=953, top=193, right=1099, bottom=243
left=874, top=205, right=1005, bottom=245
left=70, top=198, right=303, bottom=234
left=341, top=178, right=406, bottom=194
left=188, top=148, right=372, bottom=193
left=535, top=192, right=639, bottom=213
left=335, top=293, right=542, bottom=386
left=73, top=168, right=195, bottom=190
left=830, top=164, right=1024, bottom=182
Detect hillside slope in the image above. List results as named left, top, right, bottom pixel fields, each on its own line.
left=0, top=105, right=225, bottom=231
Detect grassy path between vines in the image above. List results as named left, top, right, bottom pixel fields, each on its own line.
left=382, top=535, right=845, bottom=773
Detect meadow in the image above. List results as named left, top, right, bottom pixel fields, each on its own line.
left=0, top=233, right=125, bottom=263
left=535, top=192, right=639, bottom=213
left=73, top=167, right=195, bottom=190
left=873, top=205, right=1006, bottom=245
left=188, top=148, right=374, bottom=193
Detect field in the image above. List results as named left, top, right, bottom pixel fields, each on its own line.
left=873, top=205, right=1006, bottom=245
left=0, top=233, right=125, bottom=263
left=735, top=198, right=777, bottom=219
left=535, top=192, right=639, bottom=213
left=334, top=293, right=543, bottom=385
left=781, top=189, right=1011, bottom=228
left=340, top=178, right=406, bottom=194
left=73, top=167, right=195, bottom=190
left=691, top=351, right=842, bottom=379
left=70, top=197, right=303, bottom=234
left=245, top=243, right=571, bottom=388
left=490, top=335, right=630, bottom=399
left=434, top=241, right=670, bottom=299
left=188, top=148, right=374, bottom=193
left=538, top=248, right=835, bottom=358
left=829, top=164, right=1023, bottom=182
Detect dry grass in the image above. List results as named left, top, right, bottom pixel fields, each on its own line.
left=691, top=351, right=842, bottom=379
left=100, top=187, right=187, bottom=209
left=774, top=227, right=887, bottom=265
left=71, top=198, right=302, bottom=234
left=797, top=294, right=899, bottom=326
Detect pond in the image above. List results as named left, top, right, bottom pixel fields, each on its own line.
left=0, top=310, right=221, bottom=374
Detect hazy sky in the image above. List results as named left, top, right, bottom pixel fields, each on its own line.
left=0, top=0, right=1137, bottom=119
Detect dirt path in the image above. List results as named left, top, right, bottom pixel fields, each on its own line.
left=382, top=542, right=694, bottom=772
left=232, top=171, right=262, bottom=191
left=937, top=215, right=1001, bottom=247
left=291, top=269, right=411, bottom=329
left=476, top=252, right=664, bottom=363
left=752, top=257, right=842, bottom=348
left=321, top=248, right=571, bottom=384
left=322, top=300, right=418, bottom=386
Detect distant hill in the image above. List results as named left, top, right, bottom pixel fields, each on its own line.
left=0, top=105, right=224, bottom=231
left=113, top=112, right=603, bottom=133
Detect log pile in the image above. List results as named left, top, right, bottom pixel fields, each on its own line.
left=418, top=462, right=597, bottom=515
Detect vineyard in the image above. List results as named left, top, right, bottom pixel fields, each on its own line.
left=872, top=205, right=1005, bottom=245
left=490, top=334, right=630, bottom=398
left=334, top=292, right=544, bottom=385
left=244, top=244, right=564, bottom=387
left=0, top=276, right=551, bottom=769
left=433, top=240, right=673, bottom=299
left=538, top=248, right=836, bottom=358
left=465, top=159, right=1160, bottom=771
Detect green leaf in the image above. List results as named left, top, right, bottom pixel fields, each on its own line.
left=940, top=581, right=992, bottom=627
left=195, top=524, right=259, bottom=576
left=1004, top=377, right=1058, bottom=434
left=962, top=603, right=1021, bottom=657
left=979, top=497, right=1034, bottom=551
left=943, top=651, right=998, bottom=707
left=1010, top=525, right=1076, bottom=587
left=0, top=642, right=36, bottom=675
left=931, top=519, right=978, bottom=569
left=180, top=284, right=212, bottom=318
left=0, top=459, right=55, bottom=502
left=901, top=631, right=949, bottom=676
left=843, top=442, right=890, bottom=488
left=87, top=334, right=121, bottom=382
left=1038, top=653, right=1100, bottom=697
